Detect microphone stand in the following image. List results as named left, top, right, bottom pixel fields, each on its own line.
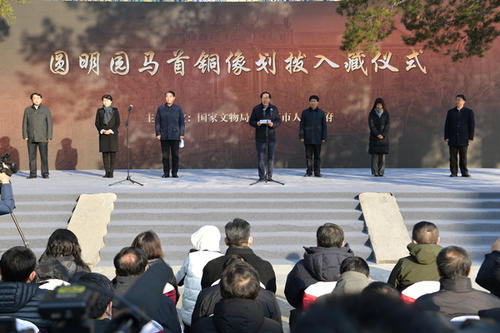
left=110, top=105, right=143, bottom=186
left=250, top=120, right=284, bottom=186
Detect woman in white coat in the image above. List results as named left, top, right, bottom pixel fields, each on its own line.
left=176, top=225, right=223, bottom=331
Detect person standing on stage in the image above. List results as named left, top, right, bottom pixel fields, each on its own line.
left=444, top=94, right=474, bottom=177
left=22, top=92, right=53, bottom=179
left=249, top=91, right=281, bottom=181
left=95, top=94, right=120, bottom=178
left=299, top=95, right=327, bottom=177
left=368, top=97, right=390, bottom=177
left=155, top=90, right=185, bottom=178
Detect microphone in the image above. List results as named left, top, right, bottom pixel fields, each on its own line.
left=128, top=104, right=133, bottom=112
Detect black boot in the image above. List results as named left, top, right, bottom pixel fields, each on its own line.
left=305, top=159, right=313, bottom=176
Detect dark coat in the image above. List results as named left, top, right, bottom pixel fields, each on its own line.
left=0, top=282, right=51, bottom=331
left=191, top=284, right=282, bottom=325
left=22, top=105, right=53, bottom=142
left=0, top=183, right=14, bottom=216
left=416, top=276, right=500, bottom=320
left=36, top=254, right=90, bottom=282
left=285, top=245, right=354, bottom=309
left=148, top=258, right=179, bottom=303
left=191, top=298, right=283, bottom=333
left=249, top=104, right=281, bottom=142
left=299, top=107, right=327, bottom=145
left=444, top=106, right=475, bottom=146
left=476, top=251, right=500, bottom=297
left=95, top=107, right=120, bottom=152
left=155, top=103, right=185, bottom=140
left=368, top=109, right=390, bottom=154
left=201, top=247, right=276, bottom=293
left=387, top=243, right=442, bottom=292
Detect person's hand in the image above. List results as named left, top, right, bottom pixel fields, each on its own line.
left=300, top=138, right=304, bottom=142
left=257, top=121, right=262, bottom=126
left=180, top=136, right=184, bottom=140
left=0, top=172, right=10, bottom=184
left=268, top=122, right=273, bottom=128
left=469, top=139, right=473, bottom=143
left=156, top=135, right=161, bottom=140
left=322, top=139, right=326, bottom=143
left=492, top=236, right=500, bottom=252
left=24, top=138, right=28, bottom=141
left=445, top=138, right=449, bottom=143
left=377, top=135, right=383, bottom=139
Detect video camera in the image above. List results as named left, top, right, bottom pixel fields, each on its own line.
left=0, top=153, right=18, bottom=176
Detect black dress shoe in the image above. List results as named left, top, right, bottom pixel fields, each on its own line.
left=304, top=173, right=312, bottom=177
left=42, top=175, right=49, bottom=179
left=462, top=173, right=471, bottom=177
left=162, top=174, right=169, bottom=178
left=314, top=173, right=322, bottom=177
left=27, top=175, right=37, bottom=179
left=258, top=178, right=266, bottom=182
left=450, top=174, right=458, bottom=177
left=172, top=174, right=179, bottom=178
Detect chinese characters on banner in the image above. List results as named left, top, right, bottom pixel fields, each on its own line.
left=49, top=48, right=428, bottom=77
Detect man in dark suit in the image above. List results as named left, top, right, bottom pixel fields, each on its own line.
left=299, top=95, right=327, bottom=177
left=155, top=91, right=185, bottom=178
left=444, top=94, right=475, bottom=177
left=22, top=92, right=53, bottom=179
left=249, top=91, right=281, bottom=181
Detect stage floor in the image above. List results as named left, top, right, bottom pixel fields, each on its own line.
left=10, top=168, right=500, bottom=194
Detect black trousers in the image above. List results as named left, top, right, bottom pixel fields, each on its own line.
left=305, top=144, right=322, bottom=175
left=161, top=140, right=180, bottom=176
left=371, top=153, right=385, bottom=176
left=449, top=145, right=468, bottom=175
left=27, top=141, right=48, bottom=177
left=102, top=152, right=116, bottom=176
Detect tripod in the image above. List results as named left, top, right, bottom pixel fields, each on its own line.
left=250, top=123, right=284, bottom=186
left=110, top=105, right=143, bottom=186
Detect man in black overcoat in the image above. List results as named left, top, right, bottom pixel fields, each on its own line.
left=299, top=95, right=327, bottom=177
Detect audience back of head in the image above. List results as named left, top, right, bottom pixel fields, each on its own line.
left=437, top=246, right=471, bottom=279
left=0, top=246, right=36, bottom=282
left=225, top=218, right=251, bottom=246
left=340, top=256, right=369, bottom=277
left=317, top=223, right=344, bottom=248
left=220, top=262, right=260, bottom=300
left=114, top=247, right=148, bottom=277
left=131, top=230, right=164, bottom=260
left=75, top=272, right=113, bottom=319
left=412, top=221, right=439, bottom=244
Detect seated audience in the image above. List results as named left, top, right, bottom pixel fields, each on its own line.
left=476, top=236, right=500, bottom=297
left=202, top=218, right=276, bottom=292
left=132, top=230, right=178, bottom=303
left=36, top=228, right=90, bottom=282
left=416, top=246, right=500, bottom=320
left=0, top=246, right=51, bottom=331
left=361, top=281, right=400, bottom=300
left=388, top=221, right=442, bottom=291
left=75, top=272, right=113, bottom=332
left=191, top=255, right=281, bottom=325
left=331, top=256, right=370, bottom=296
left=176, top=225, right=223, bottom=331
left=192, top=261, right=283, bottom=333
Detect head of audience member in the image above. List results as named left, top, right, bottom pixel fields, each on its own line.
left=317, top=223, right=344, bottom=248
left=0, top=246, right=37, bottom=283
left=294, top=293, right=447, bottom=333
left=75, top=272, right=113, bottom=320
left=412, top=221, right=440, bottom=245
left=220, top=261, right=261, bottom=300
left=42, top=229, right=89, bottom=267
left=114, top=247, right=148, bottom=277
left=191, top=225, right=221, bottom=252
left=224, top=218, right=253, bottom=248
left=362, top=282, right=400, bottom=300
left=437, top=246, right=471, bottom=280
left=340, top=257, right=370, bottom=277
left=131, top=230, right=164, bottom=260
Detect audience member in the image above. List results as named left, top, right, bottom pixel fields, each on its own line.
left=331, top=256, right=370, bottom=296
left=476, top=236, right=500, bottom=297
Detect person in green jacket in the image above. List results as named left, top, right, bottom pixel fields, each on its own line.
left=388, top=221, right=442, bottom=292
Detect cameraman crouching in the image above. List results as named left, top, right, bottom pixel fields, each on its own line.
left=0, top=168, right=14, bottom=215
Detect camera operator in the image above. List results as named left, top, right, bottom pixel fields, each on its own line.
left=0, top=166, right=14, bottom=215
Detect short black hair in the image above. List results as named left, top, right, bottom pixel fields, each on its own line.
left=412, top=221, right=439, bottom=244
left=102, top=94, right=112, bottom=101
left=225, top=218, right=251, bottom=246
left=113, top=247, right=148, bottom=277
left=75, top=273, right=113, bottom=319
left=437, top=246, right=471, bottom=279
left=456, top=94, right=467, bottom=101
left=260, top=91, right=271, bottom=99
left=166, top=90, right=176, bottom=97
left=30, top=92, right=42, bottom=100
left=362, top=281, right=400, bottom=299
left=309, top=95, right=319, bottom=102
left=220, top=262, right=260, bottom=300
left=0, top=246, right=37, bottom=282
left=340, top=256, right=370, bottom=277
left=317, top=223, right=344, bottom=248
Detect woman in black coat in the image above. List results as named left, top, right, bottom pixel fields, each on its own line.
left=95, top=94, right=120, bottom=177
left=368, top=97, right=390, bottom=176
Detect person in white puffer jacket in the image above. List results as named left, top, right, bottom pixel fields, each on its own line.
left=176, top=225, right=223, bottom=331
